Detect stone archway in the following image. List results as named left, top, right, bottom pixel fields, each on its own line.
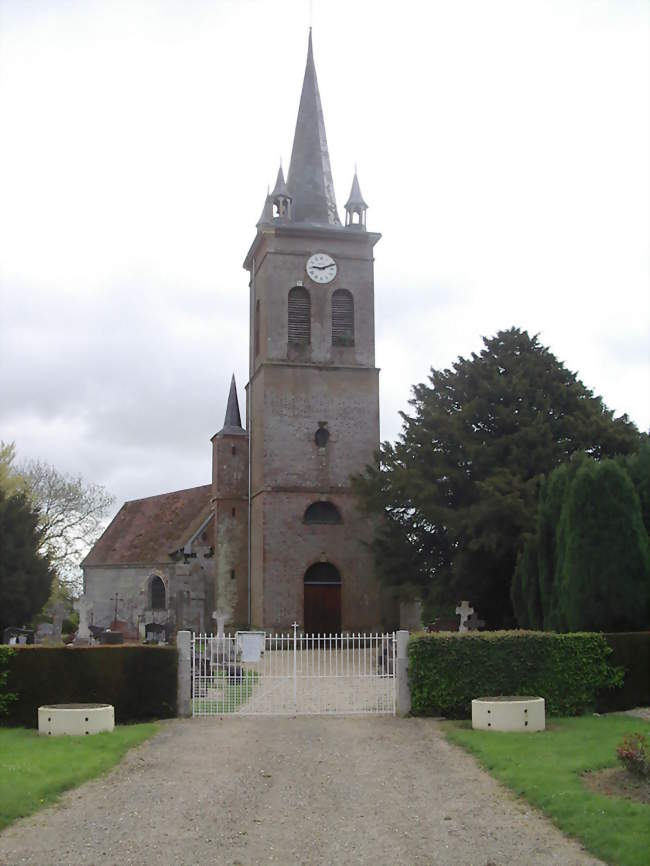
left=304, top=562, right=341, bottom=634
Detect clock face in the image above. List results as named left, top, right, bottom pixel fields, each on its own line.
left=306, top=252, right=337, bottom=284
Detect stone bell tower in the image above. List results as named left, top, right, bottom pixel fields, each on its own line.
left=243, top=31, right=383, bottom=631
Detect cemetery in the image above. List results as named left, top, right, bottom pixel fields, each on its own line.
left=0, top=6, right=647, bottom=864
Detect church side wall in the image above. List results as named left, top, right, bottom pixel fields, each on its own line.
left=83, top=546, right=214, bottom=637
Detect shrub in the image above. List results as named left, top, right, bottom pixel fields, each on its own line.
left=409, top=631, right=621, bottom=718
left=597, top=632, right=650, bottom=712
left=616, top=732, right=649, bottom=778
left=2, top=645, right=177, bottom=728
left=0, top=646, right=17, bottom=717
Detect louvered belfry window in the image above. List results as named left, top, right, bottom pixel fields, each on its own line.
left=332, top=289, right=354, bottom=346
left=288, top=286, right=311, bottom=344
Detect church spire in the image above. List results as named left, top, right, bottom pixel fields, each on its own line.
left=223, top=374, right=243, bottom=430
left=287, top=30, right=340, bottom=226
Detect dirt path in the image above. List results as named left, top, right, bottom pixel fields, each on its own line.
left=0, top=717, right=604, bottom=866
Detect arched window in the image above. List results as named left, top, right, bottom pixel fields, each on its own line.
left=332, top=289, right=354, bottom=346
left=288, top=287, right=311, bottom=344
left=150, top=575, right=166, bottom=610
left=254, top=299, right=260, bottom=357
left=304, top=501, right=342, bottom=524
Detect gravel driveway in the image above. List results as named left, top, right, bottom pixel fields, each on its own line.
left=0, top=717, right=604, bottom=866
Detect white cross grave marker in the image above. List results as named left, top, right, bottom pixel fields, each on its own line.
left=211, top=610, right=227, bottom=637
left=73, top=596, right=93, bottom=640
left=456, top=600, right=474, bottom=633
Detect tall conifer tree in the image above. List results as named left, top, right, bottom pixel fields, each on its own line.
left=353, top=328, right=640, bottom=626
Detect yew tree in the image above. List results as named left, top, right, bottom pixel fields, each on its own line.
left=0, top=488, right=55, bottom=632
left=353, top=328, right=641, bottom=627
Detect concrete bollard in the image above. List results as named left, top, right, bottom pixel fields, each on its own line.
left=177, top=630, right=192, bottom=718
left=396, top=629, right=411, bottom=716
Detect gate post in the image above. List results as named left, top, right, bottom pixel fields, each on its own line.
left=177, top=630, right=192, bottom=718
left=396, top=629, right=411, bottom=717
left=292, top=622, right=298, bottom=710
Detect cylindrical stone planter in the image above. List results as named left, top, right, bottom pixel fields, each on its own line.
left=471, top=696, right=545, bottom=732
left=38, top=703, right=115, bottom=736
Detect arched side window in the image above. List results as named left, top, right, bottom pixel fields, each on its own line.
left=288, top=287, right=311, bottom=344
left=332, top=289, right=354, bottom=346
left=254, top=299, right=260, bottom=357
left=304, top=501, right=342, bottom=524
left=150, top=575, right=166, bottom=610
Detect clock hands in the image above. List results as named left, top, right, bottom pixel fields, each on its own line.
left=310, top=263, right=335, bottom=270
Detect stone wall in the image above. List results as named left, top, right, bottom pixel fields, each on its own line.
left=83, top=537, right=215, bottom=637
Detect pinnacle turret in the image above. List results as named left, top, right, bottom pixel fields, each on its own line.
left=270, top=165, right=292, bottom=219
left=345, top=171, right=368, bottom=228
left=222, top=375, right=243, bottom=432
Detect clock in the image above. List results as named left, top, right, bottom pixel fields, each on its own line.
left=306, top=252, right=337, bottom=284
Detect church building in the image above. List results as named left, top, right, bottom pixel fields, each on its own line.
left=82, top=33, right=388, bottom=636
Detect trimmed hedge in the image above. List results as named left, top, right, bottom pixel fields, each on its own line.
left=2, top=645, right=177, bottom=728
left=597, top=632, right=650, bottom=712
left=409, top=631, right=621, bottom=718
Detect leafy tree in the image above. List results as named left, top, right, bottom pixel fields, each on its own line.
left=556, top=460, right=649, bottom=631
left=15, top=459, right=114, bottom=594
left=0, top=488, right=55, bottom=632
left=353, top=328, right=641, bottom=627
left=0, top=441, right=22, bottom=497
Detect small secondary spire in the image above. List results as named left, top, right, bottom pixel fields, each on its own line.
left=223, top=374, right=243, bottom=430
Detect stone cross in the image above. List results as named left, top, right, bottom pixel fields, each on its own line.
left=212, top=610, right=227, bottom=637
left=73, top=596, right=93, bottom=640
left=456, top=601, right=474, bottom=633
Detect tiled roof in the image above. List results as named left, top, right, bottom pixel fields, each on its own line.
left=82, top=484, right=213, bottom=567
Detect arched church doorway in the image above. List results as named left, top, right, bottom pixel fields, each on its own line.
left=304, top=562, right=341, bottom=634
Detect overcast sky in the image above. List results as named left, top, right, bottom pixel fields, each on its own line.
left=1, top=0, right=648, bottom=520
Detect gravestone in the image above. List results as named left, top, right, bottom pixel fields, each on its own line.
left=100, top=630, right=124, bottom=645
left=35, top=622, right=54, bottom=642
left=456, top=601, right=474, bottom=633
left=236, top=631, right=265, bottom=662
left=2, top=626, right=34, bottom=645
left=466, top=612, right=485, bottom=631
left=145, top=623, right=167, bottom=643
left=399, top=600, right=423, bottom=632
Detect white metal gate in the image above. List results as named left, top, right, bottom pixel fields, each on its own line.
left=191, top=626, right=396, bottom=716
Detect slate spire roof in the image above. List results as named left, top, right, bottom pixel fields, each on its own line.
left=271, top=165, right=290, bottom=199
left=287, top=30, right=340, bottom=226
left=222, top=374, right=243, bottom=432
left=345, top=171, right=368, bottom=210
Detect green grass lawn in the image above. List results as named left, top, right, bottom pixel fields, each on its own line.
left=193, top=670, right=258, bottom=715
left=444, top=714, right=650, bottom=866
left=0, top=723, right=158, bottom=831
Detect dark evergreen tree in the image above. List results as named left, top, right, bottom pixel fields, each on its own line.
left=622, top=440, right=650, bottom=534
left=353, top=328, right=640, bottom=627
left=0, top=488, right=54, bottom=632
left=556, top=460, right=649, bottom=631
